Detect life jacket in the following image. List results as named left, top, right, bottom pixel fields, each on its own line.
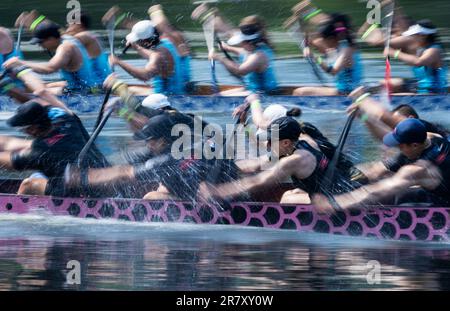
left=291, top=124, right=366, bottom=195
left=300, top=122, right=355, bottom=173
left=421, top=137, right=450, bottom=202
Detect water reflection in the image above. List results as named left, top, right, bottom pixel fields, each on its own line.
left=1, top=228, right=450, bottom=290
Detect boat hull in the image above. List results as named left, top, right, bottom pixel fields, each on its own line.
left=1, top=93, right=449, bottom=114
left=1, top=194, right=449, bottom=241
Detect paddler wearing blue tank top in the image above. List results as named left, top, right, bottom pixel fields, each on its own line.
left=0, top=27, right=23, bottom=67
left=148, top=4, right=193, bottom=92
left=109, top=20, right=186, bottom=95
left=209, top=15, right=279, bottom=95
left=65, top=12, right=112, bottom=86
left=293, top=13, right=364, bottom=96
left=386, top=21, right=447, bottom=94
left=0, top=27, right=25, bottom=94
left=3, top=21, right=99, bottom=94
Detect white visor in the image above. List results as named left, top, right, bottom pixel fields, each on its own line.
left=227, top=31, right=260, bottom=46
left=142, top=94, right=171, bottom=110
left=255, top=104, right=288, bottom=138
left=126, top=20, right=155, bottom=44
left=402, top=24, right=437, bottom=37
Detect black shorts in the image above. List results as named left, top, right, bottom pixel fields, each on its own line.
left=45, top=177, right=69, bottom=197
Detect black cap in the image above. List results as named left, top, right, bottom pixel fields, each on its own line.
left=30, top=22, right=60, bottom=44
left=267, top=117, right=302, bottom=142
left=133, top=113, right=176, bottom=141
left=7, top=101, right=50, bottom=127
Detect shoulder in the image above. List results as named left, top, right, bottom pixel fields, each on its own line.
left=60, top=40, right=77, bottom=52
left=423, top=46, right=441, bottom=56
left=74, top=31, right=94, bottom=43
left=280, top=149, right=316, bottom=169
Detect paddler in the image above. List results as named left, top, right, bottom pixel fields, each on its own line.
left=203, top=12, right=279, bottom=96
left=0, top=100, right=109, bottom=197
left=384, top=20, right=447, bottom=94
left=3, top=20, right=99, bottom=95
left=313, top=117, right=450, bottom=211
left=65, top=111, right=209, bottom=201
left=148, top=5, right=193, bottom=93
left=392, top=105, right=450, bottom=141
left=108, top=20, right=186, bottom=95
left=65, top=12, right=112, bottom=86
left=345, top=87, right=450, bottom=142
left=293, top=13, right=364, bottom=95
left=213, top=16, right=279, bottom=96
left=199, top=109, right=367, bottom=204
left=102, top=5, right=193, bottom=93
left=0, top=27, right=22, bottom=67
left=0, top=27, right=29, bottom=102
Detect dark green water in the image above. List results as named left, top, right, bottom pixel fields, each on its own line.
left=1, top=0, right=449, bottom=57
left=1, top=0, right=449, bottom=30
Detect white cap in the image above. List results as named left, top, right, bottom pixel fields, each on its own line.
left=227, top=30, right=260, bottom=46
left=402, top=24, right=437, bottom=37
left=255, top=104, right=288, bottom=137
left=126, top=20, right=156, bottom=44
left=142, top=93, right=171, bottom=109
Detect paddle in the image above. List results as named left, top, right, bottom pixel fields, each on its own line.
left=216, top=37, right=234, bottom=61
left=285, top=17, right=326, bottom=85
left=92, top=15, right=116, bottom=131
left=205, top=104, right=250, bottom=196
left=380, top=0, right=395, bottom=108
left=320, top=109, right=357, bottom=197
left=201, top=10, right=219, bottom=94
left=78, top=108, right=113, bottom=168
left=15, top=21, right=24, bottom=53
left=215, top=36, right=246, bottom=83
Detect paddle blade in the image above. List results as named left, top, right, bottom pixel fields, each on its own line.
left=202, top=14, right=215, bottom=54
left=381, top=0, right=395, bottom=109
left=381, top=56, right=392, bottom=108
left=15, top=23, right=24, bottom=52
left=107, top=16, right=116, bottom=56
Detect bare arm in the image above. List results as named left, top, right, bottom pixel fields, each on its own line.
left=334, top=161, right=441, bottom=209
left=364, top=117, right=395, bottom=141
left=318, top=47, right=353, bottom=76
left=358, top=161, right=391, bottom=182
left=220, top=42, right=244, bottom=56
left=210, top=150, right=316, bottom=199
left=0, top=137, right=32, bottom=153
left=87, top=165, right=135, bottom=185
left=217, top=52, right=264, bottom=77
left=115, top=54, right=160, bottom=81
left=389, top=48, right=440, bottom=68
left=235, top=154, right=271, bottom=174
left=348, top=95, right=404, bottom=129
left=389, top=35, right=417, bottom=52
left=13, top=68, right=72, bottom=113
left=0, top=151, right=17, bottom=170
left=21, top=45, right=71, bottom=74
